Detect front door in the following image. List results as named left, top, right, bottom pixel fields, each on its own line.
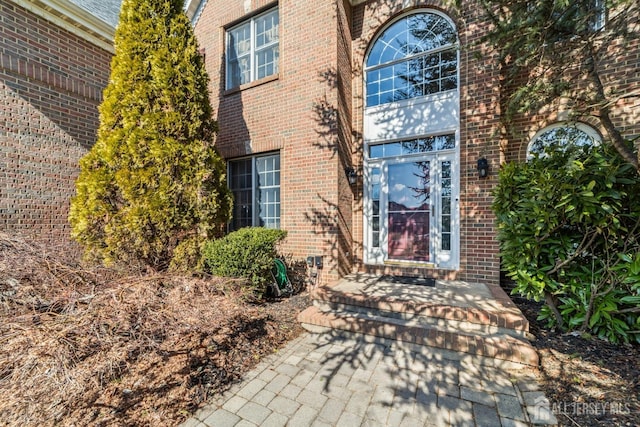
left=387, top=161, right=431, bottom=262
left=365, top=145, right=457, bottom=269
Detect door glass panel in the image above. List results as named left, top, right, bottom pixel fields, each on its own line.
left=441, top=160, right=452, bottom=252
left=371, top=168, right=381, bottom=248
left=368, top=134, right=454, bottom=159
left=387, top=162, right=430, bottom=262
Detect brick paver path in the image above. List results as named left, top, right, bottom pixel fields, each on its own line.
left=183, top=333, right=556, bottom=427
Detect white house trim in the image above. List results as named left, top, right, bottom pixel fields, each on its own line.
left=11, top=0, right=115, bottom=52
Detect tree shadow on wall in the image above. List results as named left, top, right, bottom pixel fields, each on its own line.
left=303, top=193, right=361, bottom=278
left=309, top=65, right=365, bottom=275
left=214, top=50, right=250, bottom=161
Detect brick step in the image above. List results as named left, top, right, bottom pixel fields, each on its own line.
left=314, top=301, right=530, bottom=340
left=297, top=305, right=539, bottom=367
left=310, top=285, right=530, bottom=335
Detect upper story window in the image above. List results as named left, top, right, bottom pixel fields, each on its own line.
left=537, top=0, right=606, bottom=38
left=226, top=8, right=279, bottom=90
left=527, top=122, right=601, bottom=159
left=365, top=12, right=458, bottom=108
left=590, top=0, right=606, bottom=31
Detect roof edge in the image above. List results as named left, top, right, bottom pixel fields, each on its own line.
left=11, top=0, right=115, bottom=53
left=185, top=0, right=205, bottom=26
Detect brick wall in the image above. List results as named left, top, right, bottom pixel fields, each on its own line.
left=502, top=5, right=640, bottom=163
left=335, top=0, right=355, bottom=276
left=0, top=0, right=111, bottom=241
left=195, top=0, right=637, bottom=287
left=457, top=0, right=502, bottom=285
left=195, top=0, right=348, bottom=284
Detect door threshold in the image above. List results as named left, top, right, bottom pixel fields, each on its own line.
left=384, top=260, right=436, bottom=268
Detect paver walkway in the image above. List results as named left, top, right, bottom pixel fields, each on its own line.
left=183, top=332, right=556, bottom=426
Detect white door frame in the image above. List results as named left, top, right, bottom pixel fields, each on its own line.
left=363, top=147, right=459, bottom=269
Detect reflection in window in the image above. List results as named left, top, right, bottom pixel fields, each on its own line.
left=527, top=123, right=600, bottom=158
left=387, top=162, right=431, bottom=262
left=226, top=8, right=279, bottom=89
left=371, top=168, right=381, bottom=248
left=228, top=153, right=280, bottom=230
left=369, top=134, right=455, bottom=158
left=365, top=12, right=458, bottom=107
left=440, top=161, right=452, bottom=251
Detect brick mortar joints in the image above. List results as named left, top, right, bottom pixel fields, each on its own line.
left=0, top=51, right=104, bottom=102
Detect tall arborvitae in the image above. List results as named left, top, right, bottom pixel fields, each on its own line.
left=69, top=0, right=232, bottom=269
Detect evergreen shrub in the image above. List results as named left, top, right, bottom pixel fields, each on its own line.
left=69, top=0, right=232, bottom=270
left=202, top=228, right=287, bottom=297
left=493, top=143, right=640, bottom=343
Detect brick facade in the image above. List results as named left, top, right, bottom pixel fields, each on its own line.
left=2, top=0, right=637, bottom=287
left=349, top=0, right=504, bottom=285
left=502, top=5, right=640, bottom=163
left=195, top=0, right=350, bottom=284
left=0, top=0, right=111, bottom=241
left=195, top=0, right=509, bottom=285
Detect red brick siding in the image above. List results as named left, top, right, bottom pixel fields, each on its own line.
left=195, top=0, right=346, bottom=284
left=0, top=0, right=111, bottom=241
left=336, top=0, right=355, bottom=276
left=502, top=6, right=640, bottom=163
left=457, top=1, right=502, bottom=285
left=195, top=0, right=637, bottom=287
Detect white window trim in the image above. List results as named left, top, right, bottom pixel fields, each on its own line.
left=527, top=122, right=602, bottom=160
left=228, top=153, right=281, bottom=230
left=363, top=135, right=460, bottom=270
left=363, top=9, right=460, bottom=109
left=362, top=9, right=461, bottom=270
left=225, top=7, right=279, bottom=90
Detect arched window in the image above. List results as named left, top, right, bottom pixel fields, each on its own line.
left=527, top=122, right=601, bottom=158
left=365, top=12, right=458, bottom=107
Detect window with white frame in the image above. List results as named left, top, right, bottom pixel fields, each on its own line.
left=365, top=12, right=458, bottom=107
left=590, top=0, right=606, bottom=31
left=228, top=153, right=280, bottom=230
left=527, top=122, right=601, bottom=159
left=537, top=0, right=606, bottom=37
left=226, top=8, right=279, bottom=89
left=568, top=0, right=606, bottom=32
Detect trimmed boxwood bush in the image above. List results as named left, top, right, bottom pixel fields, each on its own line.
left=202, top=228, right=287, bottom=297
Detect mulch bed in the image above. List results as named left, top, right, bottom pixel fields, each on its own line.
left=4, top=231, right=639, bottom=426
left=511, top=293, right=640, bottom=426
left=0, top=232, right=310, bottom=426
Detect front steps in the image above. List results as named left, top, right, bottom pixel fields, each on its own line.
left=297, top=279, right=539, bottom=367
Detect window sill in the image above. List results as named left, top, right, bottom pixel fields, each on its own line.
left=224, top=74, right=279, bottom=96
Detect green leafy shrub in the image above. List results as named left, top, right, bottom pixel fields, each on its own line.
left=69, top=0, right=232, bottom=270
left=493, top=142, right=640, bottom=343
left=202, top=228, right=287, bottom=297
